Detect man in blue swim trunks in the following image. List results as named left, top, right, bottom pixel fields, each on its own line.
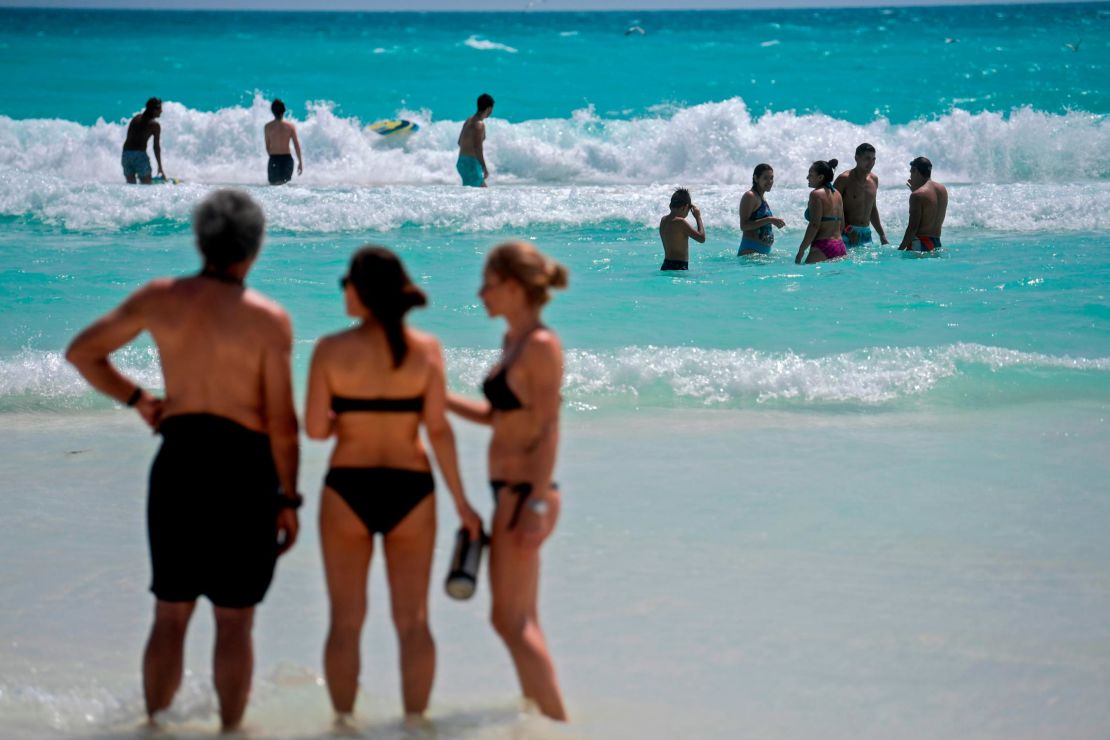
left=121, top=97, right=165, bottom=184
left=834, top=143, right=889, bottom=248
left=899, top=156, right=949, bottom=253
left=457, top=93, right=493, bottom=187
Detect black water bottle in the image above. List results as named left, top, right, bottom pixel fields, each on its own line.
left=445, top=528, right=486, bottom=600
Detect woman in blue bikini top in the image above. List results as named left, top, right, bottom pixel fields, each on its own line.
left=739, top=163, right=787, bottom=256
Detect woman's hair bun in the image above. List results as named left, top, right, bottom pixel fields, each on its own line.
left=828, top=158, right=839, bottom=169
left=547, top=261, right=569, bottom=290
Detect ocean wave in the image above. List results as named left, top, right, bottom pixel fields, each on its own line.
left=1, top=96, right=1106, bottom=190
left=463, top=35, right=518, bottom=53
left=4, top=344, right=1106, bottom=413
left=1, top=176, right=1107, bottom=234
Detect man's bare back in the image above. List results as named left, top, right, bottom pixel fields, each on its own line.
left=132, top=276, right=292, bottom=432
left=264, top=120, right=297, bottom=156
left=123, top=114, right=160, bottom=152
left=658, top=197, right=705, bottom=268
left=911, top=181, right=948, bottom=238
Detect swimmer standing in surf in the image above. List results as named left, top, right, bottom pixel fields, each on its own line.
left=457, top=93, right=494, bottom=187
left=899, top=156, right=948, bottom=253
left=264, top=99, right=303, bottom=185
left=834, top=143, right=889, bottom=247
left=658, top=188, right=705, bottom=270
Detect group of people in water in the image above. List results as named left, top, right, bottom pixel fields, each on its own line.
left=65, top=189, right=569, bottom=730
left=658, top=144, right=950, bottom=270
left=120, top=93, right=489, bottom=188
left=121, top=95, right=948, bottom=267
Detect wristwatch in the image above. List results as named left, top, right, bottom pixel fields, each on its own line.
left=277, top=491, right=304, bottom=510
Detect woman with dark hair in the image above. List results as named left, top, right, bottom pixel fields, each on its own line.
left=305, top=245, right=482, bottom=725
left=739, top=163, right=786, bottom=256
left=447, top=240, right=569, bottom=721
left=795, top=158, right=847, bottom=264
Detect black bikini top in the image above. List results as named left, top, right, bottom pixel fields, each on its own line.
left=482, top=366, right=523, bottom=411
left=331, top=395, right=424, bottom=414
left=482, top=325, right=542, bottom=412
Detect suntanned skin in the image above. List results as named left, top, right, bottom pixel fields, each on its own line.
left=795, top=167, right=846, bottom=264
left=899, top=167, right=948, bottom=250
left=305, top=288, right=481, bottom=723
left=122, top=105, right=164, bottom=184
left=739, top=168, right=786, bottom=255
left=264, top=115, right=303, bottom=176
left=447, top=266, right=567, bottom=721
left=659, top=203, right=706, bottom=262
left=834, top=150, right=889, bottom=245
left=458, top=105, right=492, bottom=185
left=65, top=258, right=300, bottom=732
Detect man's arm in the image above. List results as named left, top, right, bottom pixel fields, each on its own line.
left=475, top=120, right=488, bottom=177
left=261, top=312, right=300, bottom=553
left=290, top=123, right=303, bottom=175
left=870, top=176, right=889, bottom=244
left=686, top=206, right=706, bottom=243
left=899, top=191, right=924, bottom=250
left=151, top=122, right=164, bottom=177
left=65, top=282, right=165, bottom=427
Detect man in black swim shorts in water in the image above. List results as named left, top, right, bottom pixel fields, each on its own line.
left=264, top=98, right=302, bottom=185
left=66, top=189, right=302, bottom=732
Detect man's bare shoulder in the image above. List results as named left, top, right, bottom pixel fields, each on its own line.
left=283, top=120, right=297, bottom=134
left=243, top=289, right=292, bottom=338
left=834, top=172, right=852, bottom=189
left=129, top=277, right=176, bottom=305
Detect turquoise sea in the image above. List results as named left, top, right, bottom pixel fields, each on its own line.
left=2, top=4, right=1110, bottom=738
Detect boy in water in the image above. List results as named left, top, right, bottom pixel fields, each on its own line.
left=121, top=97, right=165, bottom=184
left=264, top=99, right=303, bottom=185
left=457, top=93, right=494, bottom=187
left=658, top=188, right=705, bottom=270
left=834, top=143, right=889, bottom=247
left=899, top=156, right=948, bottom=252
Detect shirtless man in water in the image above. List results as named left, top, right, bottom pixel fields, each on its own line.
left=121, top=97, right=165, bottom=184
left=834, top=143, right=889, bottom=247
left=658, top=188, right=705, bottom=270
left=66, top=190, right=301, bottom=732
left=457, top=93, right=493, bottom=187
left=899, top=156, right=948, bottom=253
left=264, top=99, right=303, bottom=185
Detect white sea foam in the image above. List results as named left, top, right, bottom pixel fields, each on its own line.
left=1, top=176, right=1107, bottom=234
left=463, top=35, right=518, bottom=53
left=2, top=96, right=1105, bottom=189
left=5, top=344, right=1105, bottom=412
left=1, top=96, right=1106, bottom=233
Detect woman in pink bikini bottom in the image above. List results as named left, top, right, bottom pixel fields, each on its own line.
left=795, top=158, right=847, bottom=264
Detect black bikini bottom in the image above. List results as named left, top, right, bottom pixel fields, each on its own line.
left=325, top=467, right=434, bottom=535
left=490, top=479, right=559, bottom=530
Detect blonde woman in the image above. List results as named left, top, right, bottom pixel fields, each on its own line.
left=448, top=241, right=569, bottom=720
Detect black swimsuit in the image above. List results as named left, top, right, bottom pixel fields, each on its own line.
left=324, top=394, right=434, bottom=535
left=482, top=327, right=558, bottom=529
left=149, top=414, right=280, bottom=608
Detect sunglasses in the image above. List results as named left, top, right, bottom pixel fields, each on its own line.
left=339, top=275, right=350, bottom=290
